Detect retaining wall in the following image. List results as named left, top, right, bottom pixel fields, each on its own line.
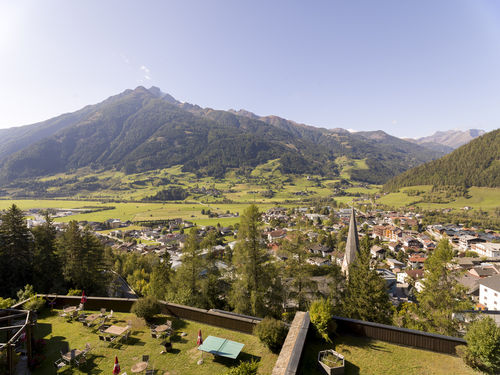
left=272, top=311, right=310, bottom=375
left=38, top=295, right=261, bottom=334
left=333, top=316, right=466, bottom=355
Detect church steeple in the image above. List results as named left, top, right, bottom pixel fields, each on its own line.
left=341, top=207, right=360, bottom=275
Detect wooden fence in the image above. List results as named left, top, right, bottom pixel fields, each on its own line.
left=37, top=295, right=261, bottom=334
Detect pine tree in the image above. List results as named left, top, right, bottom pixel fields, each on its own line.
left=32, top=213, right=62, bottom=293
left=171, top=228, right=205, bottom=306
left=410, top=239, right=472, bottom=335
left=282, top=232, right=316, bottom=311
left=148, top=253, right=172, bottom=300
left=0, top=204, right=34, bottom=297
left=342, top=237, right=393, bottom=324
left=229, top=204, right=283, bottom=317
left=57, top=221, right=107, bottom=294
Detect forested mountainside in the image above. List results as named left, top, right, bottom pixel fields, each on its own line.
left=384, top=129, right=500, bottom=190
left=0, top=86, right=443, bottom=184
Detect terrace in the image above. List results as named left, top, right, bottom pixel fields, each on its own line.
left=1, top=297, right=479, bottom=375
left=30, top=308, right=277, bottom=374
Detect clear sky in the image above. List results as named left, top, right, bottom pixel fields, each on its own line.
left=1, top=0, right=500, bottom=138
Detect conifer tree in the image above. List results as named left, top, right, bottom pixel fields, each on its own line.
left=342, top=237, right=393, bottom=324
left=0, top=204, right=34, bottom=297
left=32, top=213, right=62, bottom=293
left=148, top=253, right=172, bottom=300
left=410, top=239, right=471, bottom=335
left=229, top=205, right=283, bottom=317
left=57, top=221, right=107, bottom=294
left=171, top=228, right=205, bottom=306
left=282, top=232, right=316, bottom=310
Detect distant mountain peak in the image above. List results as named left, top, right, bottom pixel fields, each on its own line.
left=411, top=129, right=485, bottom=149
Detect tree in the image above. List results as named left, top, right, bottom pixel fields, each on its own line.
left=32, top=213, right=62, bottom=293
left=342, top=238, right=393, bottom=324
left=0, top=204, right=34, bottom=297
left=229, top=205, right=283, bottom=317
left=309, top=298, right=336, bottom=343
left=463, top=316, right=500, bottom=373
left=57, top=221, right=108, bottom=294
left=282, top=233, right=316, bottom=310
left=405, top=239, right=471, bottom=335
left=171, top=228, right=205, bottom=306
left=148, top=253, right=172, bottom=300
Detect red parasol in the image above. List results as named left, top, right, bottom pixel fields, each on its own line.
left=112, top=356, right=120, bottom=375
left=81, top=290, right=87, bottom=304
left=197, top=329, right=203, bottom=346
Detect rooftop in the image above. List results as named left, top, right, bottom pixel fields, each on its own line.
left=31, top=309, right=277, bottom=374
left=299, top=335, right=476, bottom=375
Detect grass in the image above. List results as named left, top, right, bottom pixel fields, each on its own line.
left=300, top=335, right=476, bottom=375
left=377, top=186, right=500, bottom=211
left=33, top=309, right=277, bottom=375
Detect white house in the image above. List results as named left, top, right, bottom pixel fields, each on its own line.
left=471, top=243, right=500, bottom=258
left=479, top=274, right=500, bottom=311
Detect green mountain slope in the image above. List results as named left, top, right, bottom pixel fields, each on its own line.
left=0, top=86, right=444, bottom=185
left=384, top=129, right=500, bottom=191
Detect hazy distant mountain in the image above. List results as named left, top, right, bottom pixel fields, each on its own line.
left=408, top=129, right=486, bottom=152
left=385, top=129, right=500, bottom=190
left=0, top=87, right=444, bottom=185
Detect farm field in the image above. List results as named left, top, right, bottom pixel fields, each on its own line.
left=3, top=161, right=378, bottom=204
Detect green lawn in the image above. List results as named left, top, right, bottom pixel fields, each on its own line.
left=33, top=309, right=277, bottom=375
left=300, top=335, right=477, bottom=375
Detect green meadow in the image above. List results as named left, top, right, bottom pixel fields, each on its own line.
left=378, top=185, right=500, bottom=211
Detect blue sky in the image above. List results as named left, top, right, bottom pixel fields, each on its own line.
left=1, top=0, right=500, bottom=137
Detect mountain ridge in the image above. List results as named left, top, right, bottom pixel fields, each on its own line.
left=0, top=86, right=445, bottom=185
left=384, top=128, right=500, bottom=190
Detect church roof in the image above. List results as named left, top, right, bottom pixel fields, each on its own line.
left=342, top=208, right=360, bottom=274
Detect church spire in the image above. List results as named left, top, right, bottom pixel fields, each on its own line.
left=341, top=207, right=360, bottom=275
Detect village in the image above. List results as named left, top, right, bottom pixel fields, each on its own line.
left=22, top=205, right=500, bottom=319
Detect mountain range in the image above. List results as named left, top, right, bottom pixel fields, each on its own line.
left=406, top=129, right=485, bottom=154
left=0, top=86, right=483, bottom=185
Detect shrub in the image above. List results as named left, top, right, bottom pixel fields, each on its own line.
left=23, top=296, right=46, bottom=312
left=67, top=289, right=83, bottom=296
left=463, top=317, right=500, bottom=373
left=309, top=298, right=336, bottom=343
left=224, top=360, right=259, bottom=375
left=131, top=296, right=160, bottom=321
left=253, top=317, right=288, bottom=353
left=0, top=297, right=16, bottom=308
left=17, top=284, right=35, bottom=302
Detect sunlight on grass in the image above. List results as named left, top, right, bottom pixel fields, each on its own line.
left=33, top=309, right=277, bottom=375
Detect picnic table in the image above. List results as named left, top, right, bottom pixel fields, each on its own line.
left=198, top=336, right=244, bottom=359
left=61, top=349, right=83, bottom=363
left=104, top=325, right=129, bottom=336
left=131, top=361, right=148, bottom=373
left=85, top=313, right=101, bottom=322
left=63, top=306, right=78, bottom=313
left=154, top=321, right=172, bottom=333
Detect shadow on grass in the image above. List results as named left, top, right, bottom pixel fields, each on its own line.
left=125, top=337, right=145, bottom=346
left=78, top=353, right=106, bottom=374
left=170, top=334, right=187, bottom=344
left=299, top=334, right=363, bottom=375
left=35, top=322, right=53, bottom=339
left=211, top=352, right=261, bottom=369
left=337, top=335, right=390, bottom=353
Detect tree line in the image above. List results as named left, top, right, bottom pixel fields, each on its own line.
left=0, top=204, right=110, bottom=298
